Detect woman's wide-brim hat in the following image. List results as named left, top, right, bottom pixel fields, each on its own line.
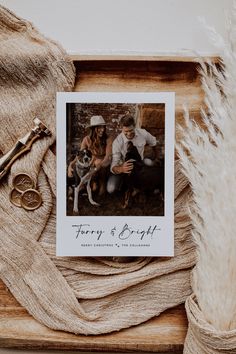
left=86, top=115, right=106, bottom=129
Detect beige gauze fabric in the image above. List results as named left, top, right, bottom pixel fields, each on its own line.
left=0, top=5, right=195, bottom=335
left=184, top=295, right=236, bottom=354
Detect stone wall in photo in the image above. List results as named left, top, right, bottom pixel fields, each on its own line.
left=67, top=103, right=165, bottom=160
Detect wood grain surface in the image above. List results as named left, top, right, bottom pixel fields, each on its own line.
left=0, top=57, right=205, bottom=352
left=70, top=54, right=218, bottom=63
left=73, top=60, right=205, bottom=144
left=0, top=279, right=187, bottom=352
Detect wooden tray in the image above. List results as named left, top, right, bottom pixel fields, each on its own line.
left=0, top=55, right=208, bottom=352
left=0, top=280, right=186, bottom=352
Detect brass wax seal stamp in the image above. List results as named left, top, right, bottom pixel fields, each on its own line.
left=13, top=173, right=35, bottom=192
left=0, top=118, right=52, bottom=182
left=21, top=189, right=42, bottom=211
left=10, top=189, right=22, bottom=207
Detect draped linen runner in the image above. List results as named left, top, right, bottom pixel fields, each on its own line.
left=184, top=295, right=236, bottom=354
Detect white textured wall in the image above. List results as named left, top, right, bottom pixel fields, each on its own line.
left=0, top=0, right=233, bottom=56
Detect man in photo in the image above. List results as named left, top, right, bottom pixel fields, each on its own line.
left=107, top=114, right=158, bottom=193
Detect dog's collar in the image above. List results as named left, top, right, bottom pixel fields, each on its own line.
left=76, top=160, right=91, bottom=169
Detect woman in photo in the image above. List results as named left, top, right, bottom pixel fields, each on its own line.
left=68, top=115, right=112, bottom=195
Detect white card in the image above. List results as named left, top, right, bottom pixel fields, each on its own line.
left=56, top=92, right=175, bottom=256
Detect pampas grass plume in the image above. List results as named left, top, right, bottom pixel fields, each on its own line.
left=178, top=4, right=236, bottom=331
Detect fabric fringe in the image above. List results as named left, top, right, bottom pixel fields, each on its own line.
left=184, top=295, right=236, bottom=354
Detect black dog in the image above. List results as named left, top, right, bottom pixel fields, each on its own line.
left=125, top=141, right=142, bottom=163
left=123, top=142, right=143, bottom=208
left=123, top=141, right=164, bottom=208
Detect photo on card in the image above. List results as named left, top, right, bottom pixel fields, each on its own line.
left=57, top=92, right=175, bottom=257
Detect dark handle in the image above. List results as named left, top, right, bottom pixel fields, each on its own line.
left=0, top=141, right=24, bottom=170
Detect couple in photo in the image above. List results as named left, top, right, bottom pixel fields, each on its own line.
left=68, top=113, right=159, bottom=201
